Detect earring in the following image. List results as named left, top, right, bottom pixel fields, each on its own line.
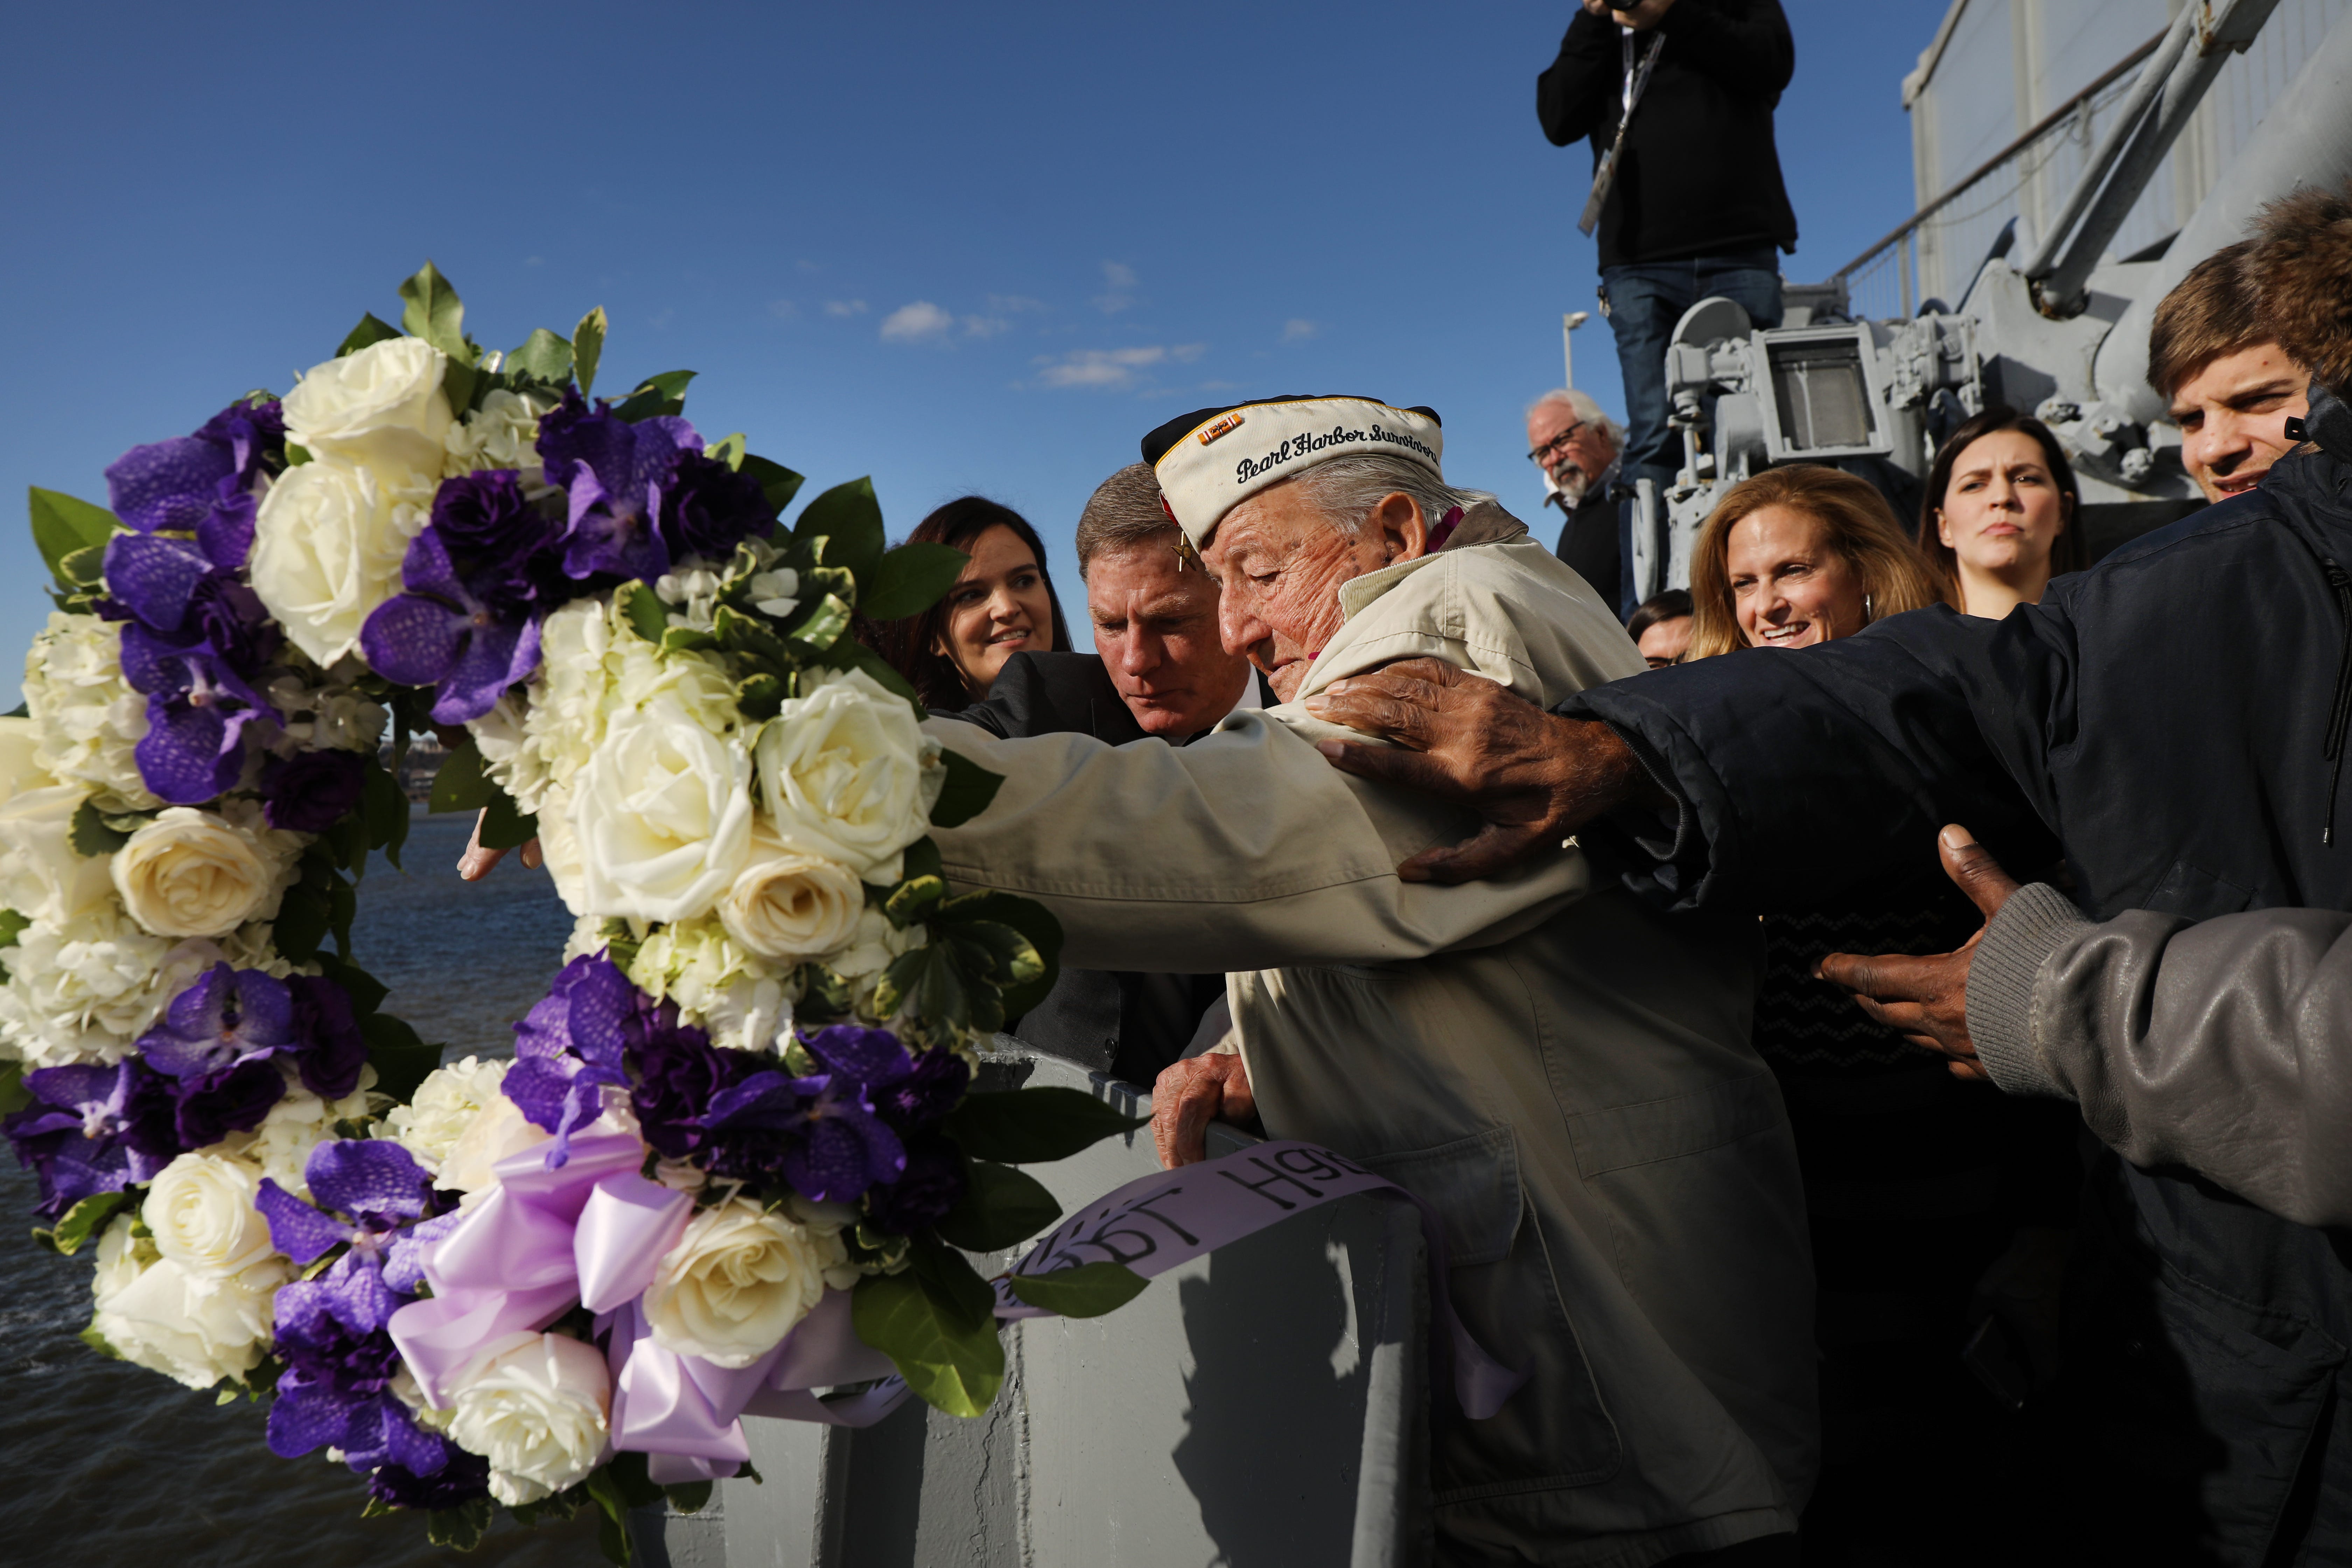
left=1864, top=591, right=1874, bottom=623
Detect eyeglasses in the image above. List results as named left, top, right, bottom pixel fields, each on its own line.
left=1527, top=419, right=1588, bottom=467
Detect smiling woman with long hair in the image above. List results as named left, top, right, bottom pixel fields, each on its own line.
left=866, top=496, right=1071, bottom=709
left=1687, top=464, right=1947, bottom=660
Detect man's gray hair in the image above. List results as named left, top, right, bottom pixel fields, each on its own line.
left=1075, top=463, right=1177, bottom=576
left=1526, top=387, right=1625, bottom=454
left=1273, top=454, right=1493, bottom=539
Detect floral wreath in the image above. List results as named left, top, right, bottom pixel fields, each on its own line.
left=0, top=264, right=1144, bottom=1558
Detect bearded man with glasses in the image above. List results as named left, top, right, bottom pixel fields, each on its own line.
left=1525, top=387, right=1629, bottom=613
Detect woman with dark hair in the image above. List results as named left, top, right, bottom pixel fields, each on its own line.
left=1919, top=408, right=2085, bottom=619
left=868, top=496, right=1071, bottom=709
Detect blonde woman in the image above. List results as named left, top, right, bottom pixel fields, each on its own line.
left=1688, top=464, right=1947, bottom=659
left=1684, top=462, right=2077, bottom=1561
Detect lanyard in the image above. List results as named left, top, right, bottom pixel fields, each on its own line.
left=1581, top=25, right=1666, bottom=235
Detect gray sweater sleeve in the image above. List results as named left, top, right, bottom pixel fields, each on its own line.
left=1967, top=886, right=2352, bottom=1228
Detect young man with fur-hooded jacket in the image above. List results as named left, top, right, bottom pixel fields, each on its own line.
left=1297, top=186, right=2352, bottom=1563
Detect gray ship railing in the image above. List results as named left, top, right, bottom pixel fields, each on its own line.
left=634, top=1046, right=1434, bottom=1568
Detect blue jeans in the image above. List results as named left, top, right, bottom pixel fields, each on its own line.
left=1600, top=247, right=1783, bottom=613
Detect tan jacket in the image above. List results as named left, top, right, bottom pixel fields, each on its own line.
left=929, top=533, right=1816, bottom=1566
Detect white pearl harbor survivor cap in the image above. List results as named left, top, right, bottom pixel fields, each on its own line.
left=1141, top=394, right=1444, bottom=550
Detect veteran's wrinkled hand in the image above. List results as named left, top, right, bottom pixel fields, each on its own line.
left=1815, top=825, right=2023, bottom=1080
left=1151, top=1051, right=1258, bottom=1170
left=1303, top=657, right=1666, bottom=884
left=456, top=809, right=541, bottom=882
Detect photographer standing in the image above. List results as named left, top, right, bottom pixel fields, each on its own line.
left=1539, top=0, right=1798, bottom=572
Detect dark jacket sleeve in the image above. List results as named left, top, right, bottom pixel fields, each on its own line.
left=1654, top=0, right=1794, bottom=97
left=1537, top=9, right=1623, bottom=148
left=1968, top=884, right=2352, bottom=1229
left=1560, top=602, right=2065, bottom=912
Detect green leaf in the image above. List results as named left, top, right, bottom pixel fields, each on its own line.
left=0, top=908, right=28, bottom=955
left=478, top=789, right=538, bottom=851
left=595, top=1450, right=667, bottom=1510
left=936, top=892, right=1062, bottom=1015
left=944, top=919, right=1044, bottom=999
left=901, top=836, right=944, bottom=884
left=397, top=260, right=468, bottom=359
left=360, top=758, right=408, bottom=872
left=872, top=946, right=971, bottom=1035
left=284, top=442, right=312, bottom=467
left=78, top=1323, right=121, bottom=1360
left=359, top=1011, right=443, bottom=1102
left=928, top=749, right=1004, bottom=829
left=426, top=1497, right=495, bottom=1551
left=883, top=874, right=946, bottom=928
left=736, top=672, right=784, bottom=722
left=852, top=1256, right=1005, bottom=1418
left=705, top=432, right=747, bottom=470
left=311, top=952, right=390, bottom=1016
left=328, top=871, right=357, bottom=956
left=612, top=370, right=695, bottom=423
left=619, top=579, right=670, bottom=646
left=68, top=800, right=132, bottom=858
left=1006, top=1260, right=1149, bottom=1318
left=33, top=1191, right=132, bottom=1258
left=785, top=592, right=852, bottom=652
left=29, top=488, right=121, bottom=593
left=507, top=327, right=574, bottom=384
left=57, top=544, right=106, bottom=589
left=942, top=1086, right=1148, bottom=1164
left=427, top=739, right=494, bottom=814
left=274, top=881, right=328, bottom=964
left=336, top=312, right=402, bottom=357
left=741, top=454, right=804, bottom=517
left=934, top=1159, right=1062, bottom=1252
left=586, top=1468, right=636, bottom=1566
left=574, top=306, right=608, bottom=397
left=861, top=543, right=972, bottom=622
left=665, top=1480, right=715, bottom=1515
left=796, top=478, right=887, bottom=595
left=0, top=1060, right=26, bottom=1115
left=441, top=356, right=478, bottom=419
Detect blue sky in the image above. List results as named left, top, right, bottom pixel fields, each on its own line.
left=0, top=1, right=1941, bottom=684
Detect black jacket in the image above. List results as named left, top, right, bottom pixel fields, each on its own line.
left=944, top=651, right=1235, bottom=1086
left=1552, top=487, right=1624, bottom=616
left=1563, top=438, right=2352, bottom=1560
left=1537, top=0, right=1799, bottom=271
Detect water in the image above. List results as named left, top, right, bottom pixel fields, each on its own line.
left=0, top=809, right=607, bottom=1568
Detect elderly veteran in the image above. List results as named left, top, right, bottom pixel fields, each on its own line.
left=925, top=394, right=1816, bottom=1567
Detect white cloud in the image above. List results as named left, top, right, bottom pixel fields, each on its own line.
left=1034, top=345, right=1169, bottom=389
left=1281, top=318, right=1317, bottom=342
left=824, top=299, right=868, bottom=318
left=798, top=258, right=822, bottom=274
left=1170, top=343, right=1206, bottom=363
left=962, top=315, right=1011, bottom=339
left=1093, top=261, right=1138, bottom=315
left=987, top=294, right=1046, bottom=315
left=768, top=300, right=799, bottom=321
left=880, top=301, right=955, bottom=342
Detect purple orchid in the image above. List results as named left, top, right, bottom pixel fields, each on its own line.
left=369, top=1450, right=491, bottom=1511
left=261, top=749, right=367, bottom=835
left=535, top=391, right=702, bottom=583
left=865, top=1133, right=968, bottom=1234
left=136, top=963, right=295, bottom=1146
left=286, top=974, right=372, bottom=1100
left=873, top=1045, right=972, bottom=1133
left=630, top=1014, right=762, bottom=1162
left=2, top=1058, right=178, bottom=1219
left=699, top=1067, right=907, bottom=1203
left=503, top=953, right=639, bottom=1166
left=358, top=526, right=544, bottom=724
left=260, top=1140, right=462, bottom=1481
left=106, top=531, right=283, bottom=805
left=662, top=446, right=775, bottom=561
left=104, top=397, right=284, bottom=569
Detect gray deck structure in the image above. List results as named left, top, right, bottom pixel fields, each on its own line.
left=634, top=1048, right=1433, bottom=1568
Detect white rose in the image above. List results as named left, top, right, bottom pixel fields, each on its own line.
left=533, top=782, right=587, bottom=911
left=282, top=336, right=452, bottom=478
left=829, top=902, right=923, bottom=983
left=718, top=838, right=866, bottom=962
left=755, top=668, right=941, bottom=878
left=444, top=1331, right=612, bottom=1506
left=0, top=715, right=49, bottom=797
left=379, top=1056, right=510, bottom=1176
left=113, top=807, right=282, bottom=938
left=93, top=1250, right=282, bottom=1391
left=0, top=783, right=117, bottom=926
left=443, top=388, right=552, bottom=484
left=643, top=1196, right=830, bottom=1368
left=623, top=916, right=784, bottom=1050
left=250, top=458, right=433, bottom=667
left=145, top=1150, right=280, bottom=1280
left=23, top=613, right=154, bottom=811
left=573, top=694, right=755, bottom=924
